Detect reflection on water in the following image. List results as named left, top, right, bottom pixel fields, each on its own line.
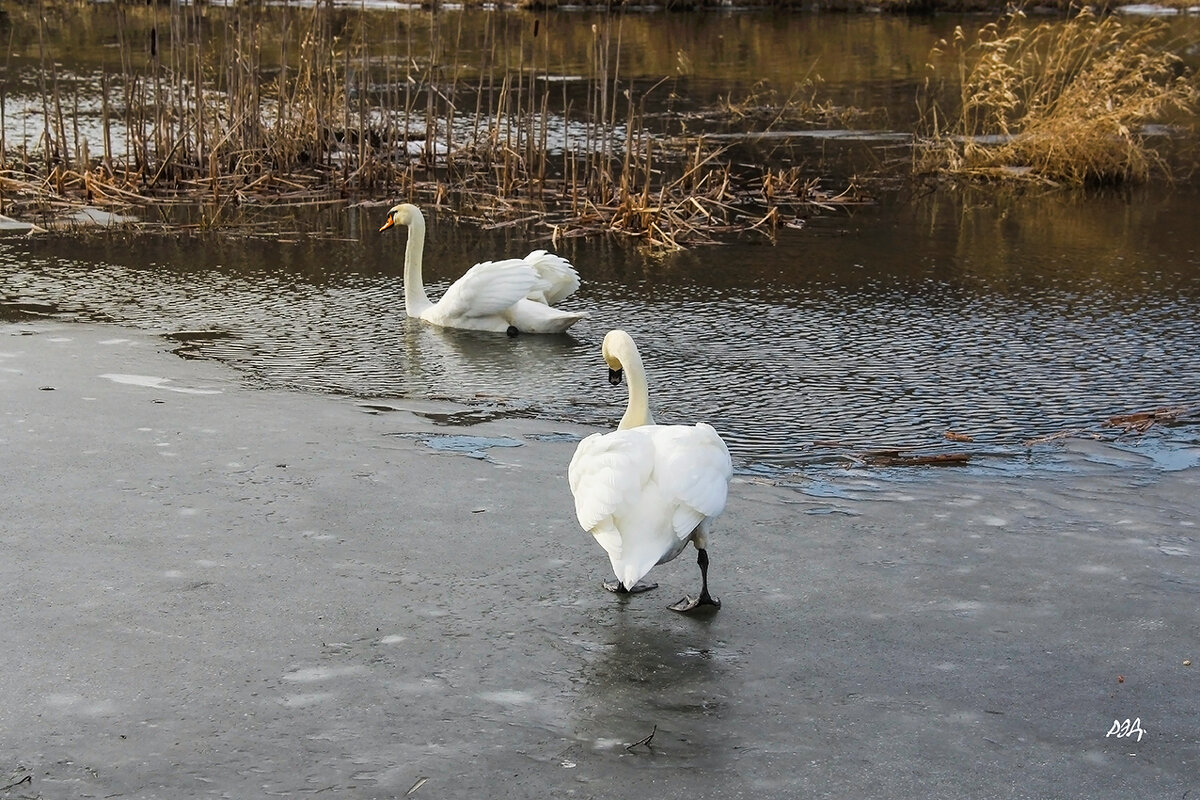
left=2, top=186, right=1199, bottom=477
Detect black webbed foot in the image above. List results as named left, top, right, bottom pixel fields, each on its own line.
left=669, top=546, right=720, bottom=613
left=603, top=579, right=658, bottom=594
left=506, top=325, right=520, bottom=337
left=668, top=592, right=721, bottom=613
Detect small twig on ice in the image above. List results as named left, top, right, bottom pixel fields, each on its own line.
left=1, top=775, right=33, bottom=792
left=625, top=725, right=657, bottom=751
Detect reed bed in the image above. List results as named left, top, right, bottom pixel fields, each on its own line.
left=0, top=2, right=862, bottom=247
left=916, top=8, right=1199, bottom=186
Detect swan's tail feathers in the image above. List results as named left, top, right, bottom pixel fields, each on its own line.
left=524, top=250, right=581, bottom=306
left=507, top=300, right=587, bottom=334
left=539, top=311, right=588, bottom=334
left=620, top=564, right=646, bottom=593
left=612, top=540, right=669, bottom=592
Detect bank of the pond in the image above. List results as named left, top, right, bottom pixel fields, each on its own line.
left=5, top=0, right=1197, bottom=247
left=519, top=0, right=1192, bottom=10
left=2, top=320, right=1197, bottom=798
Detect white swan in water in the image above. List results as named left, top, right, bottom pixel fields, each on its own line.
left=378, top=203, right=586, bottom=335
left=568, top=329, right=733, bottom=612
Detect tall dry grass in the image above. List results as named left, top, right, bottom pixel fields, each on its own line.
left=917, top=8, right=1198, bottom=185
left=1, top=3, right=855, bottom=247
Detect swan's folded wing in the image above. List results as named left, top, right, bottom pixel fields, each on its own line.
left=568, top=430, right=655, bottom=535
left=650, top=423, right=733, bottom=539
left=524, top=250, right=581, bottom=306
left=437, top=259, right=540, bottom=318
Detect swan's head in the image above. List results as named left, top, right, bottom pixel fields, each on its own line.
left=601, top=329, right=637, bottom=386
left=379, top=203, right=423, bottom=233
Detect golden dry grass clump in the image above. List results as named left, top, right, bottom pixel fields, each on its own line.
left=918, top=8, right=1199, bottom=185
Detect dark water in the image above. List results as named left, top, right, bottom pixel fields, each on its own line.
left=3, top=186, right=1199, bottom=477
left=2, top=5, right=1199, bottom=478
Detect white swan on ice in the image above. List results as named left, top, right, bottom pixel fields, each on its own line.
left=568, top=330, right=733, bottom=612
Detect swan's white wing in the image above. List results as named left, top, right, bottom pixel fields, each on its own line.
left=647, top=423, right=733, bottom=540
left=524, top=250, right=580, bottom=306
left=434, top=259, right=539, bottom=319
left=569, top=431, right=655, bottom=530
left=568, top=430, right=655, bottom=558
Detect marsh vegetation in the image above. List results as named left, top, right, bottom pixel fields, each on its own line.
left=918, top=8, right=1199, bottom=185
left=1, top=1, right=1197, bottom=245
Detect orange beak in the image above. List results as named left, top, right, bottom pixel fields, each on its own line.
left=379, top=217, right=395, bottom=232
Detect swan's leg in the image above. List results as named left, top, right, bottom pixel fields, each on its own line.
left=603, top=579, right=658, bottom=594
left=668, top=547, right=721, bottom=613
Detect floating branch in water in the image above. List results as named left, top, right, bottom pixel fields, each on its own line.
left=1104, top=405, right=1199, bottom=434
left=848, top=449, right=972, bottom=467
left=1026, top=402, right=1200, bottom=445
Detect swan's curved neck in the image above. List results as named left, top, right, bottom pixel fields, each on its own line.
left=618, top=347, right=654, bottom=430
left=402, top=213, right=434, bottom=317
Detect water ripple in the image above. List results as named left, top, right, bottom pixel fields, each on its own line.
left=3, top=191, right=1198, bottom=479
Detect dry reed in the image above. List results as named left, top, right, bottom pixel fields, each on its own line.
left=916, top=8, right=1198, bottom=186
left=0, top=2, right=862, bottom=247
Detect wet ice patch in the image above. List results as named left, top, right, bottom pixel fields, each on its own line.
left=100, top=373, right=222, bottom=395
left=950, top=600, right=985, bottom=616
left=592, top=737, right=626, bottom=751
left=425, top=434, right=522, bottom=459
left=279, top=692, right=337, bottom=708
left=478, top=690, right=534, bottom=706
left=390, top=432, right=524, bottom=460
left=44, top=694, right=118, bottom=716
left=282, top=665, right=369, bottom=682
left=45, top=693, right=83, bottom=708
left=377, top=634, right=407, bottom=645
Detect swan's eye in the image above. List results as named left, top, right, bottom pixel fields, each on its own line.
left=608, top=368, right=623, bottom=386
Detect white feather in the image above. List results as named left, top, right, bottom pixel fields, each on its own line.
left=523, top=250, right=581, bottom=306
